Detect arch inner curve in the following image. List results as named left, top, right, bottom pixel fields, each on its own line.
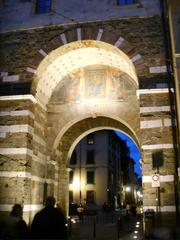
left=34, top=40, right=138, bottom=106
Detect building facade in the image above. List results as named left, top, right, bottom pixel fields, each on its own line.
left=0, top=0, right=179, bottom=226
left=123, top=157, right=138, bottom=205
left=68, top=130, right=126, bottom=209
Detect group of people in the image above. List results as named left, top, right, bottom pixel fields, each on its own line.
left=0, top=196, right=68, bottom=239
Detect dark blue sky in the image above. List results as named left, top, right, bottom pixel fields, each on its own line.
left=115, top=131, right=142, bottom=178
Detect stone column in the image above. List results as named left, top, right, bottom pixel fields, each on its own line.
left=0, top=96, right=35, bottom=223
left=139, top=89, right=178, bottom=227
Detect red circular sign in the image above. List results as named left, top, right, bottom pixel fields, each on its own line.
left=152, top=174, right=159, bottom=181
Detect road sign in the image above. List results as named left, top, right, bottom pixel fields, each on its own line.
left=151, top=174, right=160, bottom=187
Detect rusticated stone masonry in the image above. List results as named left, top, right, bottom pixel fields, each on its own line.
left=0, top=13, right=178, bottom=226
left=0, top=16, right=166, bottom=83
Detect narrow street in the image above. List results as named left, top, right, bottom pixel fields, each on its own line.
left=69, top=212, right=180, bottom=239
left=69, top=212, right=143, bottom=239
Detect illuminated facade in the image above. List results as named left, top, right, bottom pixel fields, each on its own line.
left=68, top=130, right=125, bottom=209
left=0, top=0, right=179, bottom=228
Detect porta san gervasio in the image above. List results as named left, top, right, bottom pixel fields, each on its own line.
left=0, top=0, right=179, bottom=228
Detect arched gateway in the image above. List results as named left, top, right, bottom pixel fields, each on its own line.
left=0, top=30, right=178, bottom=226
left=34, top=39, right=140, bottom=215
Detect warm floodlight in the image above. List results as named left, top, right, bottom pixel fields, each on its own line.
left=71, top=177, right=80, bottom=190
left=125, top=186, right=131, bottom=192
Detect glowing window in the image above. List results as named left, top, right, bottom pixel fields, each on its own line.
left=36, top=0, right=51, bottom=14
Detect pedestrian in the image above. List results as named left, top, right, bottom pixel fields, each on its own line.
left=130, top=205, right=137, bottom=217
left=102, top=202, right=107, bottom=211
left=0, top=204, right=30, bottom=239
left=31, top=196, right=68, bottom=239
left=77, top=203, right=84, bottom=222
left=121, top=205, right=126, bottom=217
left=126, top=203, right=130, bottom=217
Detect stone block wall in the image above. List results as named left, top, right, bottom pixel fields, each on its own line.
left=0, top=97, right=34, bottom=221
left=0, top=13, right=179, bottom=221
left=0, top=96, right=58, bottom=222
left=139, top=90, right=177, bottom=212
left=0, top=16, right=166, bottom=84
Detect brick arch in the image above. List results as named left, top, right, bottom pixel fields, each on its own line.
left=27, top=25, right=146, bottom=79
left=53, top=113, right=140, bottom=152
left=55, top=115, right=140, bottom=212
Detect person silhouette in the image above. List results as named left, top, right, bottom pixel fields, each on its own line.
left=31, top=196, right=68, bottom=239
left=0, top=204, right=30, bottom=239
left=77, top=203, right=84, bottom=222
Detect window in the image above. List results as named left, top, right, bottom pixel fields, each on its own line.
left=86, top=190, right=95, bottom=203
left=86, top=150, right=95, bottom=164
left=36, top=0, right=51, bottom=14
left=86, top=171, right=94, bottom=184
left=70, top=151, right=77, bottom=165
left=69, top=191, right=73, bottom=203
left=117, top=0, right=134, bottom=5
left=69, top=171, right=74, bottom=184
left=87, top=133, right=94, bottom=145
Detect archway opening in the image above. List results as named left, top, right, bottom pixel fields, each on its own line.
left=67, top=129, right=142, bottom=217
left=33, top=39, right=141, bottom=219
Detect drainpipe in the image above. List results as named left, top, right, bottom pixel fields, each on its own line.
left=159, top=0, right=179, bottom=215
left=79, top=142, right=82, bottom=204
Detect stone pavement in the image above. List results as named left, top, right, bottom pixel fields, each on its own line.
left=68, top=212, right=180, bottom=239
left=68, top=212, right=143, bottom=239
left=143, top=214, right=180, bottom=240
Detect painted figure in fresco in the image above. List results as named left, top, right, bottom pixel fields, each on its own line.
left=50, top=68, right=83, bottom=104
left=109, top=73, right=136, bottom=101
left=85, top=69, right=106, bottom=98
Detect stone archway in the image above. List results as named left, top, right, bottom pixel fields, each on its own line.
left=0, top=37, right=141, bottom=221
left=31, top=39, right=141, bottom=215
left=26, top=25, right=146, bottom=87
left=0, top=17, right=178, bottom=227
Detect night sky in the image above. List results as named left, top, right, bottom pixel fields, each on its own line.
left=115, top=131, right=142, bottom=178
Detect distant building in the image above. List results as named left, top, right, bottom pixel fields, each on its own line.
left=68, top=130, right=138, bottom=209
left=123, top=157, right=138, bottom=204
